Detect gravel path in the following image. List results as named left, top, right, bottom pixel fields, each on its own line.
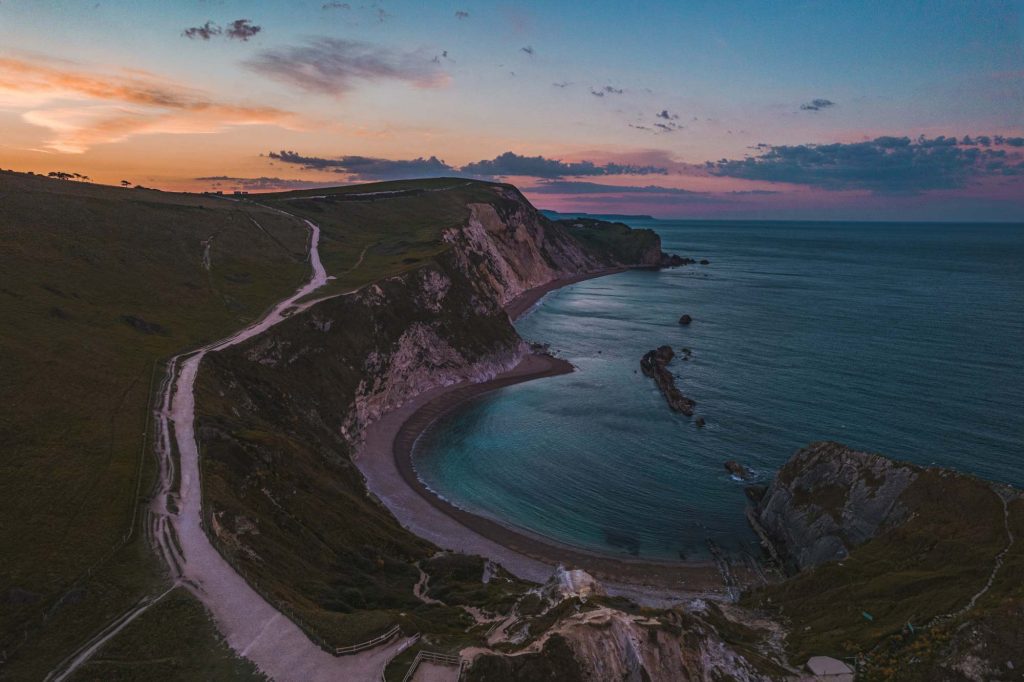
left=148, top=218, right=415, bottom=681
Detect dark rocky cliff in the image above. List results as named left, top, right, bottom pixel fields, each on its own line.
left=751, top=441, right=920, bottom=571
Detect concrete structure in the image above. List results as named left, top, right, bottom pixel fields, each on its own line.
left=806, top=655, right=855, bottom=681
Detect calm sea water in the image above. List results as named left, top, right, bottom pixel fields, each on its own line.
left=414, top=220, right=1024, bottom=560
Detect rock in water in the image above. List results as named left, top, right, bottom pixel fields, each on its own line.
left=695, top=416, right=706, bottom=428
left=678, top=314, right=693, bottom=325
left=700, top=258, right=710, bottom=265
left=640, top=346, right=696, bottom=415
left=660, top=252, right=696, bottom=267
left=724, top=460, right=752, bottom=480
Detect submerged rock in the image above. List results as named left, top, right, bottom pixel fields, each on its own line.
left=678, top=314, right=693, bottom=325
left=699, top=259, right=710, bottom=265
left=640, top=346, right=696, bottom=415
left=724, top=460, right=752, bottom=480
left=660, top=252, right=696, bottom=268
left=695, top=416, right=706, bottom=428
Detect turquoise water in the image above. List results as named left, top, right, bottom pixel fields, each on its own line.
left=414, top=220, right=1024, bottom=561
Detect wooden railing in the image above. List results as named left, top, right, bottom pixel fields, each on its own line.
left=335, top=624, right=402, bottom=656
left=400, top=650, right=463, bottom=682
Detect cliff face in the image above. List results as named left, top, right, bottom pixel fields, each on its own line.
left=752, top=441, right=920, bottom=571
left=235, top=189, right=650, bottom=445
left=193, top=184, right=665, bottom=647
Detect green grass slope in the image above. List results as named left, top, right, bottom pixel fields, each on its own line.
left=0, top=171, right=309, bottom=676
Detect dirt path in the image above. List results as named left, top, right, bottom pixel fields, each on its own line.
left=46, top=587, right=176, bottom=682
left=929, top=490, right=1015, bottom=627
left=142, top=218, right=415, bottom=680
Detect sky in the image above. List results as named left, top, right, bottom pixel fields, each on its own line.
left=1, top=0, right=1022, bottom=220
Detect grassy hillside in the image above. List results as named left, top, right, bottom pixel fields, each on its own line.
left=258, top=178, right=506, bottom=298
left=0, top=170, right=309, bottom=676
left=557, top=217, right=662, bottom=265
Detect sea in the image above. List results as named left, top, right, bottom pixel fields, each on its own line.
left=413, top=219, right=1024, bottom=561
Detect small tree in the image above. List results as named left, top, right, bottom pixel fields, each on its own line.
left=121, top=180, right=131, bottom=188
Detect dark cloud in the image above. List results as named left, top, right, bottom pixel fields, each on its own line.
left=268, top=151, right=454, bottom=180
left=520, top=46, right=535, bottom=56
left=195, top=175, right=337, bottom=190
left=590, top=85, right=623, bottom=97
left=269, top=149, right=668, bottom=180
left=182, top=21, right=221, bottom=40
left=225, top=19, right=261, bottom=41
left=552, top=81, right=571, bottom=88
left=182, top=19, right=260, bottom=41
left=632, top=110, right=682, bottom=134
left=245, top=38, right=445, bottom=95
left=709, top=135, right=1024, bottom=192
left=460, top=152, right=666, bottom=178
left=322, top=2, right=350, bottom=9
left=800, top=98, right=836, bottom=111
left=455, top=10, right=469, bottom=19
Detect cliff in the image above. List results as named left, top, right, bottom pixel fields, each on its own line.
left=751, top=441, right=920, bottom=571
left=192, top=181, right=669, bottom=648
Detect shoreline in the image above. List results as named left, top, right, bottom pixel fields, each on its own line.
left=504, top=267, right=627, bottom=321
left=356, top=269, right=735, bottom=601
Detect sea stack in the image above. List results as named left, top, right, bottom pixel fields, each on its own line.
left=640, top=345, right=696, bottom=416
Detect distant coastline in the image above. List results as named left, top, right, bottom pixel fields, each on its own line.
left=541, top=209, right=656, bottom=221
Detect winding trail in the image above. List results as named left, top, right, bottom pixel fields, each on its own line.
left=928, top=490, right=1016, bottom=627
left=144, top=218, right=414, bottom=680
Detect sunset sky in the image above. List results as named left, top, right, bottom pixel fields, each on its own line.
left=1, top=0, right=1022, bottom=220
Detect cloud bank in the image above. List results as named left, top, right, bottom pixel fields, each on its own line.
left=0, top=56, right=295, bottom=152
left=269, top=150, right=668, bottom=180
left=709, top=135, right=1024, bottom=192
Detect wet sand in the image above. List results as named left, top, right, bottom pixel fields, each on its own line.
left=504, top=268, right=627, bottom=321
left=356, top=272, right=734, bottom=603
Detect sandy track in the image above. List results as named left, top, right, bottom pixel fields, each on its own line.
left=146, top=218, right=415, bottom=681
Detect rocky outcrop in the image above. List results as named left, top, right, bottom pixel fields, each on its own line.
left=750, top=441, right=920, bottom=571
left=724, top=460, right=751, bottom=479
left=661, top=253, right=696, bottom=267
left=640, top=345, right=695, bottom=416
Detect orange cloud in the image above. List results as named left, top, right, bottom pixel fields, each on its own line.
left=0, top=57, right=298, bottom=153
